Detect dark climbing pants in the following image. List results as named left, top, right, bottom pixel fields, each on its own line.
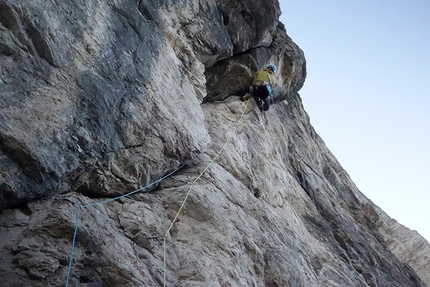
left=253, top=85, right=270, bottom=111
left=236, top=85, right=271, bottom=111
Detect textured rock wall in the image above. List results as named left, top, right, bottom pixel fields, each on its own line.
left=0, top=0, right=429, bottom=286
left=0, top=0, right=211, bottom=209
left=375, top=206, right=430, bottom=285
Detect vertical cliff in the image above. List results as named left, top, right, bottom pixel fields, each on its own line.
left=0, top=0, right=429, bottom=286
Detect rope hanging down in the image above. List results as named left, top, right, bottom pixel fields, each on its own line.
left=65, top=103, right=232, bottom=287
left=65, top=164, right=185, bottom=287
left=287, top=165, right=298, bottom=287
left=282, top=131, right=298, bottom=287
left=163, top=100, right=249, bottom=286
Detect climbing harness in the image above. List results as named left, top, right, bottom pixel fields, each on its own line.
left=163, top=100, right=249, bottom=286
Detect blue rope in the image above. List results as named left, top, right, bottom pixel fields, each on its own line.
left=65, top=207, right=81, bottom=287
left=64, top=164, right=185, bottom=286
left=83, top=164, right=185, bottom=209
left=64, top=105, right=228, bottom=286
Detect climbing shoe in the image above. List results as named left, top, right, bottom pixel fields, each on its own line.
left=240, top=93, right=251, bottom=101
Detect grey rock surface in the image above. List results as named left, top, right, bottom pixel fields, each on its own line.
left=0, top=0, right=429, bottom=286
left=375, top=206, right=430, bottom=286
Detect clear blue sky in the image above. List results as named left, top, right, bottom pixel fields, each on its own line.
left=279, top=1, right=430, bottom=242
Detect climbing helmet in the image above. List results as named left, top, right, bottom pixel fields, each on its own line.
left=267, top=64, right=277, bottom=73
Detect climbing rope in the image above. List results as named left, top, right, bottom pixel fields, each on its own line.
left=290, top=188, right=298, bottom=287
left=64, top=103, right=233, bottom=287
left=65, top=164, right=185, bottom=287
left=282, top=136, right=298, bottom=287
left=163, top=100, right=249, bottom=286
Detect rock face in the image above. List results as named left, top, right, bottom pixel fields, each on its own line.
left=375, top=206, right=430, bottom=286
left=0, top=0, right=429, bottom=286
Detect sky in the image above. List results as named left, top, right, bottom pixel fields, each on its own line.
left=279, top=1, right=430, bottom=242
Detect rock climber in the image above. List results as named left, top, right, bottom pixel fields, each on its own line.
left=238, top=64, right=276, bottom=112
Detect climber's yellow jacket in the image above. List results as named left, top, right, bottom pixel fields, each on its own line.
left=252, top=68, right=275, bottom=86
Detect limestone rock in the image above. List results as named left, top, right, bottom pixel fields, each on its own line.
left=0, top=0, right=429, bottom=287
left=375, top=206, right=430, bottom=286
left=204, top=22, right=306, bottom=102
left=0, top=0, right=210, bottom=209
